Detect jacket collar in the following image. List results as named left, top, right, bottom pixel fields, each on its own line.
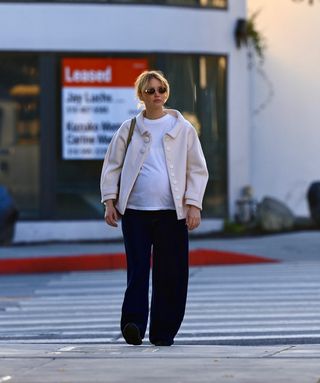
left=135, top=109, right=187, bottom=138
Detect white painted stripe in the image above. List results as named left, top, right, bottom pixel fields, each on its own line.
left=3, top=319, right=320, bottom=333
left=0, top=330, right=120, bottom=337
left=174, top=333, right=320, bottom=341
left=6, top=305, right=121, bottom=312
left=0, top=324, right=118, bottom=332
left=2, top=326, right=320, bottom=338
left=3, top=309, right=320, bottom=322
left=187, top=297, right=320, bottom=302
left=187, top=291, right=320, bottom=304
left=16, top=298, right=320, bottom=311
left=0, top=338, right=114, bottom=344
left=46, top=280, right=320, bottom=288
left=187, top=291, right=320, bottom=297
left=185, top=293, right=320, bottom=299
left=3, top=309, right=320, bottom=320
left=20, top=298, right=123, bottom=304
left=19, top=290, right=320, bottom=301
left=34, top=284, right=320, bottom=295
left=0, top=310, right=120, bottom=323
left=0, top=318, right=119, bottom=325
left=186, top=301, right=320, bottom=307
left=183, top=312, right=320, bottom=319
left=14, top=300, right=318, bottom=310
left=181, top=319, right=320, bottom=326
left=173, top=326, right=320, bottom=334
left=34, top=287, right=125, bottom=294
left=47, top=281, right=126, bottom=286
left=0, top=377, right=12, bottom=383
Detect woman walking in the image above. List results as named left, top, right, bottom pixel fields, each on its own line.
left=100, top=70, right=208, bottom=346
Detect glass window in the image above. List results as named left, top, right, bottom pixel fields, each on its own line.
left=0, top=54, right=40, bottom=219
left=57, top=53, right=227, bottom=219
left=156, top=54, right=227, bottom=217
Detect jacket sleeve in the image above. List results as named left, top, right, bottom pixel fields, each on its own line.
left=100, top=121, right=129, bottom=203
left=184, top=125, right=209, bottom=210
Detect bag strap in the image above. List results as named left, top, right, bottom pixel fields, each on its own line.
left=118, top=118, right=136, bottom=189
left=125, top=117, right=136, bottom=153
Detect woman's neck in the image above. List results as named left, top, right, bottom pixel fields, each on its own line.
left=144, top=108, right=166, bottom=120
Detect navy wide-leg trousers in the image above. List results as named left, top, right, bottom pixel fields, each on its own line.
left=121, top=209, right=189, bottom=344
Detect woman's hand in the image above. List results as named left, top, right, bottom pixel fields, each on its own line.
left=186, top=205, right=201, bottom=231
left=104, top=200, right=119, bottom=227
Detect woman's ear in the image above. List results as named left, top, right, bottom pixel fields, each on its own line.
left=137, top=90, right=143, bottom=102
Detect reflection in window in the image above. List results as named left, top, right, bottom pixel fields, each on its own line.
left=199, top=0, right=227, bottom=6
left=0, top=55, right=40, bottom=218
left=157, top=54, right=227, bottom=217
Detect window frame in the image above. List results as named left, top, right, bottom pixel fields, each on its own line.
left=0, top=0, right=228, bottom=10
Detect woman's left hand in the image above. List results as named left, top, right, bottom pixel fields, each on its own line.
left=186, top=205, right=201, bottom=231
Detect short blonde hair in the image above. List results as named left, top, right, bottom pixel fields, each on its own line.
left=135, top=70, right=170, bottom=106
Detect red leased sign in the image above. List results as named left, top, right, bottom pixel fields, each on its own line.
left=62, top=58, right=148, bottom=87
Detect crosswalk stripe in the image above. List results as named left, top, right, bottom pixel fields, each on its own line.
left=1, top=263, right=320, bottom=345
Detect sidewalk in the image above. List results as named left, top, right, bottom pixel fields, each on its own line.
left=0, top=231, right=319, bottom=274
left=1, top=343, right=320, bottom=383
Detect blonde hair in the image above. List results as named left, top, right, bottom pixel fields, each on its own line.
left=135, top=70, right=170, bottom=108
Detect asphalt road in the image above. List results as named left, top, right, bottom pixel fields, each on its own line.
left=1, top=262, right=320, bottom=345
left=1, top=257, right=320, bottom=382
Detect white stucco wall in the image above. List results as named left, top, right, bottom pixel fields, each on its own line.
left=247, top=0, right=320, bottom=216
left=0, top=2, right=250, bottom=241
left=0, top=3, right=244, bottom=53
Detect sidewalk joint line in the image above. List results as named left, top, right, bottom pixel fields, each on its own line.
left=264, top=345, right=296, bottom=358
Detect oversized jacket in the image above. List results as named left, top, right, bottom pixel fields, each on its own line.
left=100, top=109, right=209, bottom=220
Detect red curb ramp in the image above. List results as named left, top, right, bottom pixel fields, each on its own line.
left=189, top=249, right=278, bottom=266
left=0, top=249, right=278, bottom=275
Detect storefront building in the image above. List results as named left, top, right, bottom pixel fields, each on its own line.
left=0, top=0, right=250, bottom=242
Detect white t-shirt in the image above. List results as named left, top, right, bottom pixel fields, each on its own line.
left=126, top=113, right=176, bottom=210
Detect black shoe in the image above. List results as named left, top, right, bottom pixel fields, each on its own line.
left=153, top=340, right=174, bottom=347
left=123, top=323, right=142, bottom=345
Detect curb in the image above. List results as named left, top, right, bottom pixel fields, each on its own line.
left=0, top=249, right=278, bottom=274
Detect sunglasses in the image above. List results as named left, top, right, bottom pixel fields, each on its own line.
left=144, top=87, right=167, bottom=95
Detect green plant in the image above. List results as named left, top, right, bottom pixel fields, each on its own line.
left=223, top=220, right=247, bottom=235
left=246, top=11, right=266, bottom=61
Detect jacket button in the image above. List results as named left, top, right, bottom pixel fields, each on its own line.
left=140, top=148, right=145, bottom=154
left=169, top=165, right=174, bottom=169
left=144, top=137, right=150, bottom=143
left=166, top=146, right=171, bottom=151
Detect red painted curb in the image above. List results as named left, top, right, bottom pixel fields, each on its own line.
left=189, top=249, right=278, bottom=266
left=0, top=249, right=278, bottom=275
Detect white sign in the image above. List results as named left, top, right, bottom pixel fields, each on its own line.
left=61, top=58, right=148, bottom=160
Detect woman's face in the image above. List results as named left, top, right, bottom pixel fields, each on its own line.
left=140, top=77, right=167, bottom=111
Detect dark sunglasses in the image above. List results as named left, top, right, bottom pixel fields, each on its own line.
left=144, top=86, right=167, bottom=95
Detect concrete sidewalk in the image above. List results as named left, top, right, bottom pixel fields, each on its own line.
left=1, top=343, right=320, bottom=383
left=0, top=231, right=319, bottom=274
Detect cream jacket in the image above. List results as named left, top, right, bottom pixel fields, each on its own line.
left=100, top=109, right=209, bottom=220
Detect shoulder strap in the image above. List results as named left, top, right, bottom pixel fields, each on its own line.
left=119, top=118, right=136, bottom=186
left=126, top=117, right=136, bottom=152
